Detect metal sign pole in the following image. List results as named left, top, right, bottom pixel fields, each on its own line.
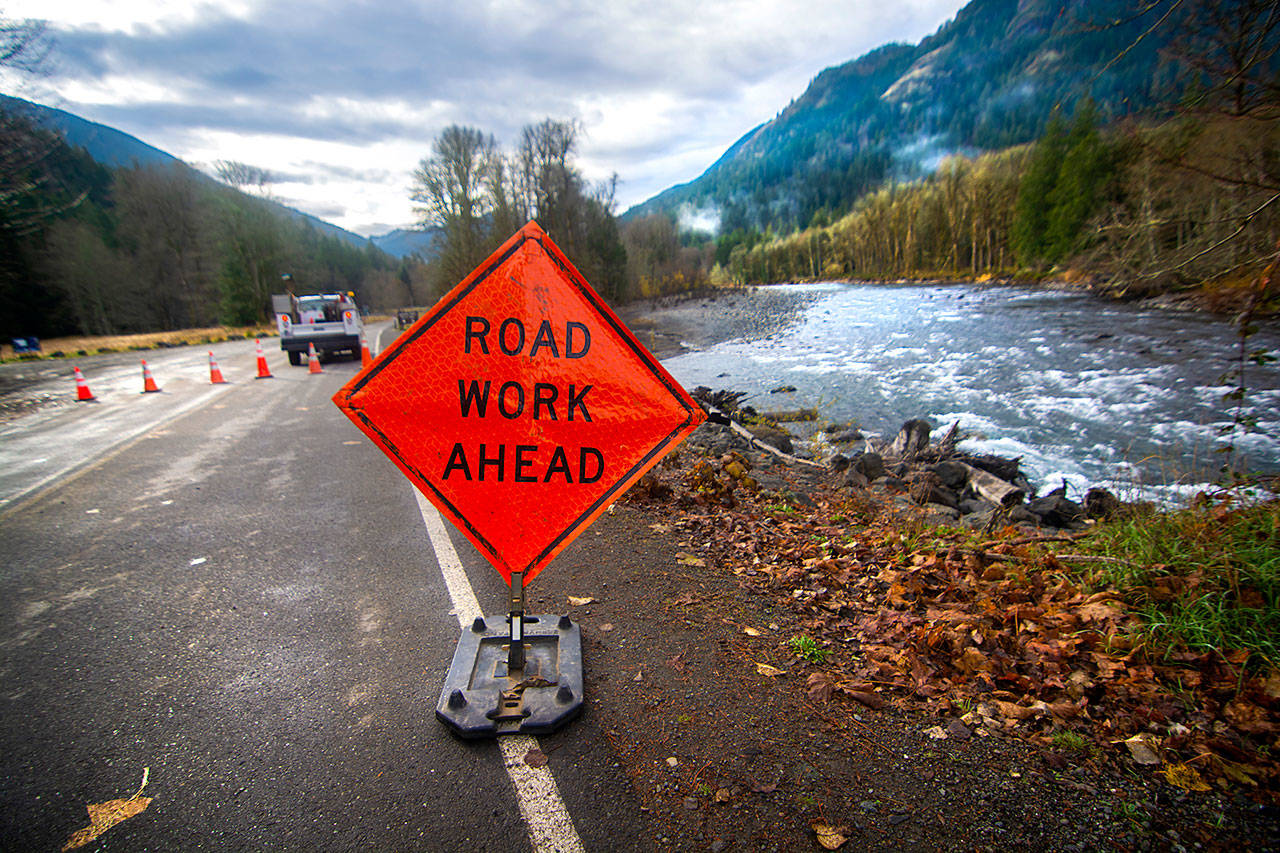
left=508, top=571, right=525, bottom=672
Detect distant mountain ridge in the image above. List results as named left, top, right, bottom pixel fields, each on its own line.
left=370, top=227, right=442, bottom=259
left=0, top=94, right=375, bottom=250
left=626, top=0, right=1172, bottom=232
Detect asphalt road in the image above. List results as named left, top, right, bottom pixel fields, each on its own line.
left=0, top=328, right=648, bottom=851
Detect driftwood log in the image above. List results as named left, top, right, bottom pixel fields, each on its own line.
left=958, top=462, right=1025, bottom=506
left=761, top=408, right=818, bottom=423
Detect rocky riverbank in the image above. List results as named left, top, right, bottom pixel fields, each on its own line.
left=688, top=386, right=1143, bottom=535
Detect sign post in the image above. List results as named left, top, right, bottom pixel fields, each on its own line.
left=333, top=221, right=705, bottom=737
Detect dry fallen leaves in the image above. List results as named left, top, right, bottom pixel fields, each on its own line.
left=567, top=596, right=596, bottom=606
left=755, top=662, right=786, bottom=677
left=523, top=748, right=549, bottom=768
left=1163, top=762, right=1211, bottom=792
left=636, top=444, right=1280, bottom=795
left=1122, top=733, right=1163, bottom=766
left=811, top=821, right=850, bottom=850
left=62, top=768, right=152, bottom=851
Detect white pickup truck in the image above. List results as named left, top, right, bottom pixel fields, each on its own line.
left=272, top=292, right=364, bottom=365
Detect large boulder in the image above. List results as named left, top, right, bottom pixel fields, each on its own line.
left=931, top=460, right=968, bottom=490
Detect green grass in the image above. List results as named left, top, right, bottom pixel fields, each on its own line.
left=788, top=635, right=830, bottom=664
left=1051, top=729, right=1098, bottom=757
left=1071, top=498, right=1280, bottom=667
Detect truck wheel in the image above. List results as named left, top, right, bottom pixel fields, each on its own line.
left=288, top=350, right=302, bottom=366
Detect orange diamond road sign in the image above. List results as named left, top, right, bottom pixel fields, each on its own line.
left=333, top=221, right=706, bottom=585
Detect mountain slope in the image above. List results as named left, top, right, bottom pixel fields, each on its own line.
left=370, top=226, right=442, bottom=259
left=0, top=94, right=372, bottom=250
left=626, top=0, right=1172, bottom=232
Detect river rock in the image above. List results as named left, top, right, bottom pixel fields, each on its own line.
left=1028, top=487, right=1085, bottom=527
left=828, top=427, right=864, bottom=444
left=890, top=419, right=931, bottom=459
left=828, top=452, right=850, bottom=472
left=931, top=460, right=969, bottom=490
left=743, top=424, right=794, bottom=454
left=962, top=509, right=999, bottom=530
left=922, top=503, right=961, bottom=525
left=960, top=497, right=999, bottom=515
left=852, top=452, right=886, bottom=481
left=841, top=469, right=870, bottom=489
left=1084, top=487, right=1122, bottom=520
left=1008, top=504, right=1040, bottom=525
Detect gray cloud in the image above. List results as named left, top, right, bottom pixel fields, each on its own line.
left=28, top=1, right=966, bottom=229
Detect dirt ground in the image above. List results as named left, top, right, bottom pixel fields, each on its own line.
left=533, top=434, right=1279, bottom=852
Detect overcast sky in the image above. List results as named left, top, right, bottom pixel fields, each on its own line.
left=4, top=1, right=967, bottom=237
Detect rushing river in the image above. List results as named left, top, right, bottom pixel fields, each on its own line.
left=659, top=282, right=1280, bottom=501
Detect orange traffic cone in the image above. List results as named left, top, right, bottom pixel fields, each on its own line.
left=73, top=366, right=95, bottom=401
left=360, top=332, right=372, bottom=367
left=140, top=359, right=160, bottom=393
left=208, top=351, right=227, bottom=384
left=307, top=342, right=323, bottom=374
left=254, top=339, right=273, bottom=379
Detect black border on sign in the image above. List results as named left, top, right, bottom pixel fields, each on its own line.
left=339, top=230, right=699, bottom=575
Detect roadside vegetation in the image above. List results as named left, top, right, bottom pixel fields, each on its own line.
left=0, top=112, right=406, bottom=342
left=0, top=324, right=277, bottom=362
left=1068, top=498, right=1280, bottom=669
left=628, top=446, right=1280, bottom=799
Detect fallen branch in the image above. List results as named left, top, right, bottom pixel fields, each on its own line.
left=704, top=403, right=825, bottom=468
left=978, top=530, right=1095, bottom=549
left=1054, top=554, right=1136, bottom=567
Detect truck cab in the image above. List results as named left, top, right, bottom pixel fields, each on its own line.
left=273, top=292, right=364, bottom=365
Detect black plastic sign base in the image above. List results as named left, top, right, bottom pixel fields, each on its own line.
left=436, top=613, right=583, bottom=738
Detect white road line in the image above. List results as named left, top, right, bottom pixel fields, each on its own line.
left=415, top=490, right=483, bottom=624
left=413, top=490, right=586, bottom=853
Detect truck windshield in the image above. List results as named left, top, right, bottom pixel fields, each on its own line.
left=297, top=297, right=341, bottom=323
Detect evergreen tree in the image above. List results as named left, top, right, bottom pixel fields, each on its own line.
left=1010, top=111, right=1067, bottom=267
left=1044, top=101, right=1113, bottom=261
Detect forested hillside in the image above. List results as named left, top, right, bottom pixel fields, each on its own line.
left=0, top=107, right=407, bottom=339
left=627, top=0, right=1175, bottom=233
left=624, top=0, right=1278, bottom=309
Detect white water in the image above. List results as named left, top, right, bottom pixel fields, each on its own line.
left=663, top=282, right=1280, bottom=501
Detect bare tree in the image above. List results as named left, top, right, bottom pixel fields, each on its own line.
left=213, top=159, right=275, bottom=196
left=411, top=125, right=498, bottom=289
left=1168, top=0, right=1280, bottom=118
left=517, top=118, right=583, bottom=249
left=1, top=10, right=49, bottom=73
